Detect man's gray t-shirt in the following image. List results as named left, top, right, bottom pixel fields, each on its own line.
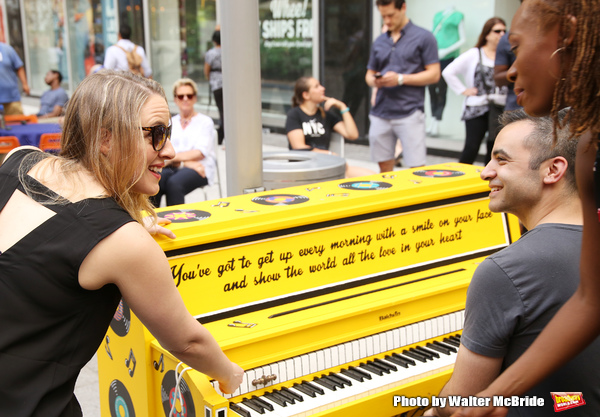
left=463, top=223, right=600, bottom=416
left=38, top=87, right=68, bottom=116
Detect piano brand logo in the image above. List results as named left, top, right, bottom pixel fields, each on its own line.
left=379, top=310, right=401, bottom=321
left=551, top=392, right=585, bottom=412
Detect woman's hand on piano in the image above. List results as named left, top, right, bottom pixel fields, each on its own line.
left=143, top=216, right=176, bottom=239
left=218, top=362, right=245, bottom=394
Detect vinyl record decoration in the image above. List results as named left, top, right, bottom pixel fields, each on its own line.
left=109, top=379, right=136, bottom=417
left=161, top=370, right=196, bottom=417
left=110, top=299, right=131, bottom=337
left=159, top=209, right=211, bottom=223
left=412, top=169, right=465, bottom=178
left=252, top=194, right=309, bottom=206
left=338, top=181, right=393, bottom=190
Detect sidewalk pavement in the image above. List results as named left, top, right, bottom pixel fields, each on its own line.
left=20, top=95, right=480, bottom=416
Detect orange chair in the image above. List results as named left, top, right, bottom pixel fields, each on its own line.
left=39, top=132, right=62, bottom=153
left=5, top=114, right=38, bottom=125
left=0, top=136, right=20, bottom=164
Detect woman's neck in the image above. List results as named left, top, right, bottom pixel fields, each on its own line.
left=299, top=101, right=318, bottom=115
left=179, top=111, right=196, bottom=128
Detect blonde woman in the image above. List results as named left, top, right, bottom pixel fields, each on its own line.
left=0, top=70, right=242, bottom=415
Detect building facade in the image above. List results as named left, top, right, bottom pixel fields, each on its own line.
left=1, top=0, right=520, bottom=141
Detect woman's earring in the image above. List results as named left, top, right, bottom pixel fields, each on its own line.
left=548, top=47, right=566, bottom=80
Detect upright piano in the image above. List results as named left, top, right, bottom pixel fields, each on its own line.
left=98, top=163, right=520, bottom=417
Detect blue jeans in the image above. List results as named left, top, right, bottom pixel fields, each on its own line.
left=150, top=166, right=208, bottom=207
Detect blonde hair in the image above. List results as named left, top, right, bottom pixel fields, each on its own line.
left=24, top=70, right=168, bottom=224
left=172, top=78, right=198, bottom=97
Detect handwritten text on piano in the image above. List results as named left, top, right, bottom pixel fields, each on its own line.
left=169, top=202, right=504, bottom=314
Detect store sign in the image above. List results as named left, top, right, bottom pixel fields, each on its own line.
left=261, top=0, right=312, bottom=48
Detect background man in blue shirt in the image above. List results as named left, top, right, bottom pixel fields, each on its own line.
left=365, top=0, right=440, bottom=172
left=38, top=70, right=69, bottom=119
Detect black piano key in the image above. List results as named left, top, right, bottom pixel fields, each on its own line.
left=384, top=354, right=410, bottom=368
left=303, top=380, right=325, bottom=395
left=427, top=342, right=452, bottom=355
left=373, top=357, right=397, bottom=372
left=444, top=337, right=460, bottom=348
left=450, top=335, right=462, bottom=344
left=252, top=396, right=275, bottom=412
left=328, top=372, right=352, bottom=386
left=359, top=361, right=385, bottom=376
left=340, top=368, right=367, bottom=382
left=280, top=386, right=304, bottom=402
left=292, top=382, right=318, bottom=398
left=366, top=360, right=392, bottom=374
left=264, top=391, right=291, bottom=407
left=241, top=398, right=266, bottom=414
left=434, top=340, right=457, bottom=353
left=392, top=352, right=416, bottom=366
left=402, top=349, right=428, bottom=363
left=230, top=403, right=252, bottom=417
left=414, top=346, right=439, bottom=359
left=313, top=376, right=339, bottom=391
left=348, top=365, right=372, bottom=380
left=322, top=374, right=346, bottom=388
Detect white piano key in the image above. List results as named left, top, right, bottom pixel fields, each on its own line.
left=358, top=337, right=367, bottom=358
left=443, top=314, right=450, bottom=333
left=373, top=333, right=381, bottom=356
left=343, top=342, right=352, bottom=364
left=351, top=340, right=360, bottom=362
left=323, top=347, right=332, bottom=369
left=400, top=325, right=409, bottom=346
left=330, top=345, right=340, bottom=368
left=365, top=335, right=374, bottom=357
left=393, top=327, right=401, bottom=348
left=275, top=360, right=287, bottom=382
left=316, top=350, right=325, bottom=372
left=285, top=359, right=295, bottom=381
left=294, top=356, right=304, bottom=379
left=308, top=352, right=318, bottom=373
left=424, top=319, right=433, bottom=339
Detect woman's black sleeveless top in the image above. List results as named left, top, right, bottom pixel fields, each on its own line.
left=0, top=149, right=134, bottom=416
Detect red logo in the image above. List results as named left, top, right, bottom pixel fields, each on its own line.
left=551, top=392, right=586, bottom=412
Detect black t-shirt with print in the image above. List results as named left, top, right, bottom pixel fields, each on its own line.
left=285, top=106, right=342, bottom=150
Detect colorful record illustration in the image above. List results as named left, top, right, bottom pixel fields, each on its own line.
left=412, top=169, right=465, bottom=178
left=161, top=370, right=196, bottom=417
left=252, top=194, right=309, bottom=206
left=110, top=299, right=131, bottom=337
left=158, top=209, right=211, bottom=223
left=109, top=379, right=135, bottom=417
left=338, top=181, right=392, bottom=190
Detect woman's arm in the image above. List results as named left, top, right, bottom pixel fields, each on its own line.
left=324, top=97, right=358, bottom=140
left=79, top=222, right=244, bottom=394
left=443, top=48, right=477, bottom=96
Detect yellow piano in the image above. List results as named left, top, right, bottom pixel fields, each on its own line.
left=98, top=163, right=520, bottom=417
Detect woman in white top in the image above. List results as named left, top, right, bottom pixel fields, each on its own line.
left=442, top=17, right=507, bottom=165
left=150, top=78, right=217, bottom=207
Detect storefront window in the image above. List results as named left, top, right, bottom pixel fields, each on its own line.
left=147, top=0, right=216, bottom=107
left=259, top=0, right=313, bottom=118
left=20, top=0, right=65, bottom=94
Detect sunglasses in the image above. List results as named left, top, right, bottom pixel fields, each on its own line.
left=141, top=124, right=172, bottom=151
left=492, top=29, right=506, bottom=34
left=176, top=94, right=196, bottom=100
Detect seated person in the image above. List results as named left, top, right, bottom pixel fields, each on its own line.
left=425, top=110, right=600, bottom=416
left=285, top=76, right=374, bottom=178
left=149, top=78, right=217, bottom=207
left=37, top=70, right=69, bottom=119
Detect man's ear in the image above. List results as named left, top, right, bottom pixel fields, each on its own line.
left=543, top=156, right=568, bottom=185
left=99, top=128, right=112, bottom=156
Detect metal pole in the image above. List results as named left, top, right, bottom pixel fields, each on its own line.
left=220, top=0, right=265, bottom=196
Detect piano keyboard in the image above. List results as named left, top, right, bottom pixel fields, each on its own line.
left=213, top=310, right=464, bottom=416
left=229, top=334, right=460, bottom=417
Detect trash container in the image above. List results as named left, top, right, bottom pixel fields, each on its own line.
left=263, top=151, right=346, bottom=190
